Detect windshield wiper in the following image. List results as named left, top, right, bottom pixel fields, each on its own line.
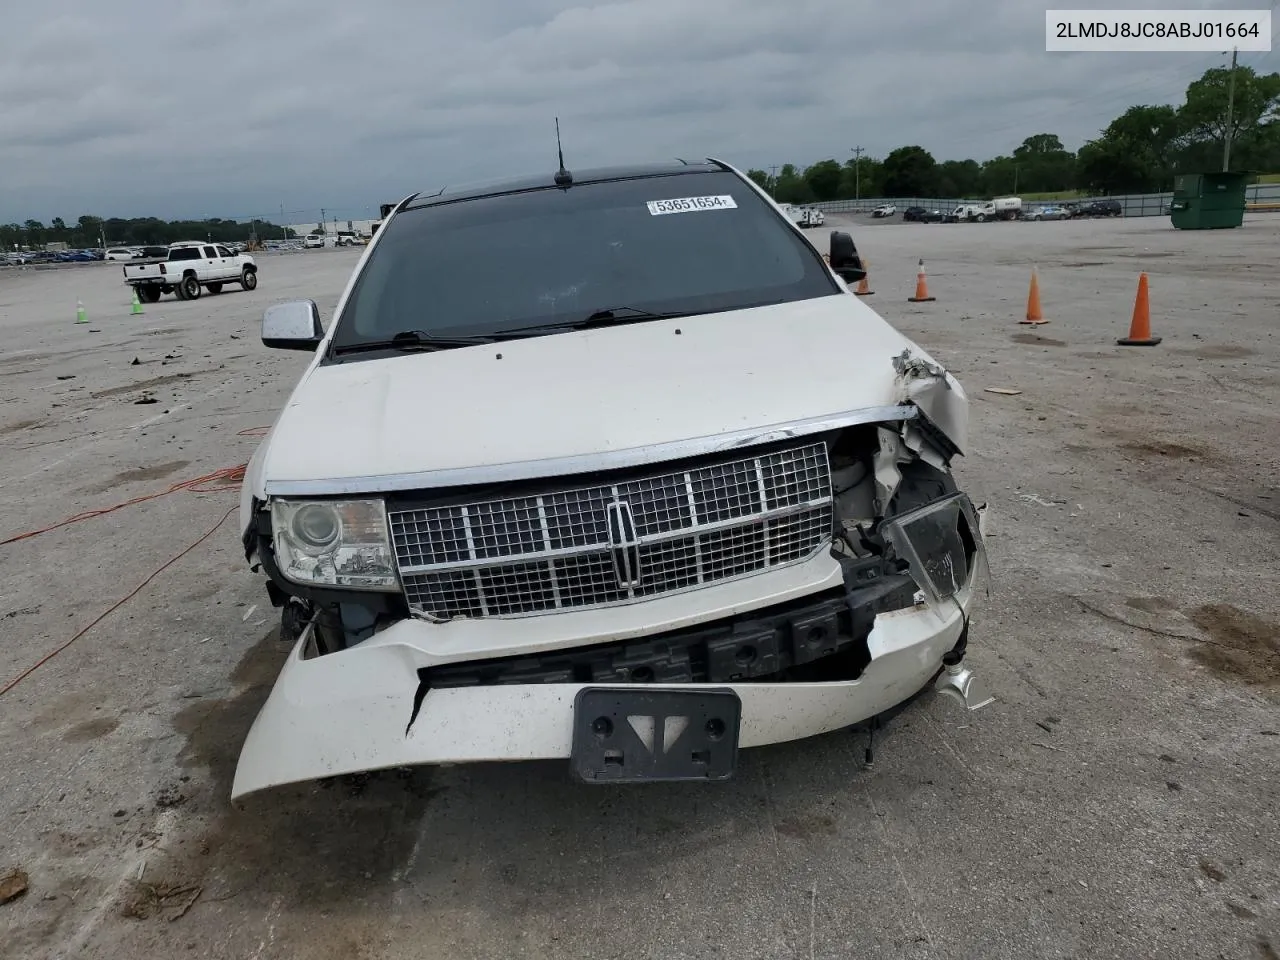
left=332, top=330, right=494, bottom=355
left=495, top=305, right=693, bottom=337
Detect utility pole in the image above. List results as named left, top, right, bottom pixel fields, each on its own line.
left=769, top=165, right=779, bottom=198
left=320, top=207, right=327, bottom=236
left=851, top=146, right=864, bottom=203
left=1223, top=46, right=1238, bottom=172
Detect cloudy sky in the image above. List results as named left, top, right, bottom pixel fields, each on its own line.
left=1, top=0, right=1274, bottom=224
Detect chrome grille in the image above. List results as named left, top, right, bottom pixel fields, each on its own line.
left=389, top=441, right=833, bottom=619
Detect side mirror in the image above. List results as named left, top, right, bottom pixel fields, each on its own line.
left=262, top=299, right=324, bottom=351
left=828, top=231, right=866, bottom=284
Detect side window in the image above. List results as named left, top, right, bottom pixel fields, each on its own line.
left=216, top=245, right=232, bottom=257
left=203, top=246, right=217, bottom=259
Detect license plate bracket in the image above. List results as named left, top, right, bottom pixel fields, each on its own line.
left=570, top=687, right=742, bottom=783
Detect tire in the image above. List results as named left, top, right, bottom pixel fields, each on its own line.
left=138, top=286, right=162, bottom=303
left=180, top=274, right=201, bottom=300
left=206, top=282, right=223, bottom=294
left=975, top=213, right=986, bottom=222
left=240, top=268, right=258, bottom=291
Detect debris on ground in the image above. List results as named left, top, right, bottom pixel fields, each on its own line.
left=155, top=784, right=187, bottom=809
left=985, top=387, right=1023, bottom=395
left=120, top=880, right=202, bottom=922
left=1018, top=494, right=1066, bottom=507
left=0, top=867, right=29, bottom=904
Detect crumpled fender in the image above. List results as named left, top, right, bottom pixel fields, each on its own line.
left=891, top=348, right=969, bottom=454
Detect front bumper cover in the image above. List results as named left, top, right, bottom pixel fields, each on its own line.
left=231, top=593, right=974, bottom=801
left=230, top=490, right=989, bottom=800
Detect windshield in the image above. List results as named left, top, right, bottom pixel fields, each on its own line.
left=329, top=170, right=838, bottom=349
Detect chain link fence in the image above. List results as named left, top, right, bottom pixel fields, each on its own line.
left=813, top=182, right=1280, bottom=218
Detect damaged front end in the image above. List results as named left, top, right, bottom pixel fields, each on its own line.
left=232, top=348, right=992, bottom=797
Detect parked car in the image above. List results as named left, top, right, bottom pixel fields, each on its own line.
left=902, top=206, right=944, bottom=223
left=871, top=204, right=896, bottom=218
left=104, top=248, right=135, bottom=261
left=122, top=242, right=258, bottom=301
left=304, top=234, right=326, bottom=249
left=231, top=158, right=992, bottom=800
left=1080, top=199, right=1123, bottom=217
left=1024, top=205, right=1070, bottom=221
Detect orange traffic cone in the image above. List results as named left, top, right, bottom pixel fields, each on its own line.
left=908, top=259, right=935, bottom=302
left=1117, top=272, right=1161, bottom=346
left=1019, top=266, right=1048, bottom=324
left=854, top=257, right=873, bottom=296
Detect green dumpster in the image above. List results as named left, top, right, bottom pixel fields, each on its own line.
left=1169, top=172, right=1248, bottom=229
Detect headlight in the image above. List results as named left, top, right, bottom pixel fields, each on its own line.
left=270, top=499, right=399, bottom=591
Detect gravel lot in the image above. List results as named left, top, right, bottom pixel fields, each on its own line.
left=2, top=215, right=1278, bottom=960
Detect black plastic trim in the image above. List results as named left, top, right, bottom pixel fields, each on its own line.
left=418, top=557, right=915, bottom=690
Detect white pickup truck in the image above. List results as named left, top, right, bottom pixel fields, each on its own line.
left=946, top=198, right=1023, bottom=223
left=122, top=242, right=259, bottom=301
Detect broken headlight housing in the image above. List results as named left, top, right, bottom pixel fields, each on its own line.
left=270, top=499, right=399, bottom=591
left=879, top=492, right=989, bottom=608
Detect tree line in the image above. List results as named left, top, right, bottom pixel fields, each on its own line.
left=0, top=216, right=296, bottom=251
left=747, top=63, right=1280, bottom=203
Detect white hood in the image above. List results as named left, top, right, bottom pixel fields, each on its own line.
left=257, top=294, right=964, bottom=495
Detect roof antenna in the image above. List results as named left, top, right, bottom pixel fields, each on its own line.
left=554, top=117, right=573, bottom=187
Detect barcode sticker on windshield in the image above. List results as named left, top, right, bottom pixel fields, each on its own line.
left=646, top=195, right=738, bottom=216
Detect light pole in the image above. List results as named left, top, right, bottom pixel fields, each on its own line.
left=1223, top=46, right=1238, bottom=172
left=851, top=146, right=864, bottom=204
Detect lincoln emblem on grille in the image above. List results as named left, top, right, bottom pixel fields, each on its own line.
left=606, top=499, right=643, bottom=589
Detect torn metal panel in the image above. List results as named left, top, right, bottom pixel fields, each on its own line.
left=873, top=426, right=909, bottom=514
left=891, top=348, right=969, bottom=454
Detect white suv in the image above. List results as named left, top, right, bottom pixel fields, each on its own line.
left=233, top=159, right=991, bottom=799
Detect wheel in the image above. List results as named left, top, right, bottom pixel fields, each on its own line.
left=1032, top=214, right=1042, bottom=221
left=240, top=268, right=258, bottom=291
left=975, top=213, right=986, bottom=222
left=206, top=282, right=223, bottom=294
left=180, top=274, right=201, bottom=300
left=137, top=286, right=162, bottom=303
